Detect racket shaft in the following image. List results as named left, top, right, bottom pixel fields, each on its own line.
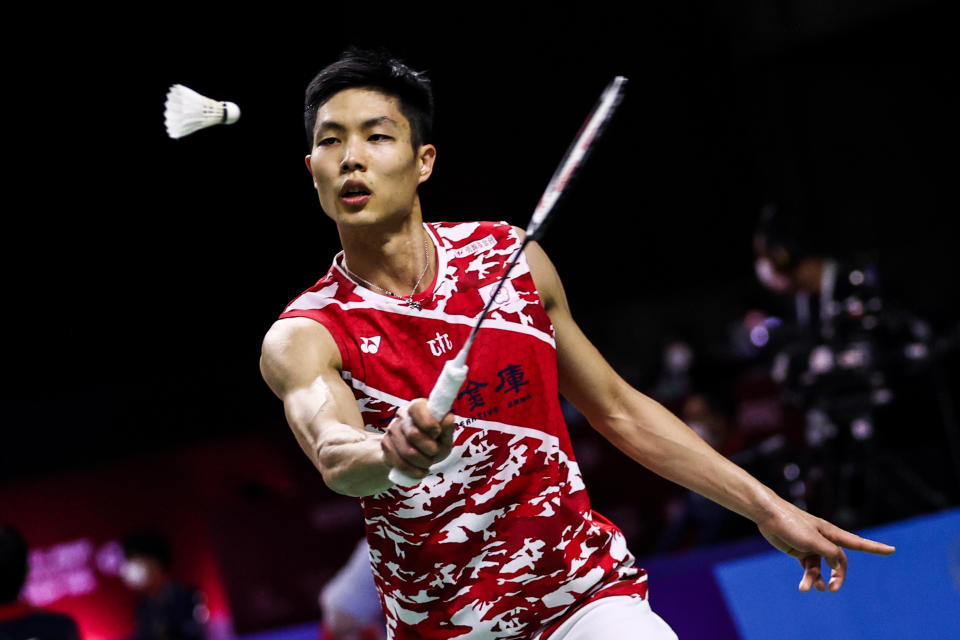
left=389, top=76, right=627, bottom=487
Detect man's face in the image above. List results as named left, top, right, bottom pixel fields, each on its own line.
left=304, top=88, right=435, bottom=227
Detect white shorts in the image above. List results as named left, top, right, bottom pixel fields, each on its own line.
left=546, top=596, right=678, bottom=640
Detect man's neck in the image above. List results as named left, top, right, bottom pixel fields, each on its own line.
left=337, top=202, right=435, bottom=297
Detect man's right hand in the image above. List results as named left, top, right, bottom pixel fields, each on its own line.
left=381, top=399, right=456, bottom=480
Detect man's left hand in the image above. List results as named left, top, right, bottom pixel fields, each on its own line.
left=757, top=502, right=896, bottom=592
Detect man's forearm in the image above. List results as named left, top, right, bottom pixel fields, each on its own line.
left=316, top=428, right=394, bottom=497
left=596, top=385, right=783, bottom=524
left=279, top=372, right=394, bottom=498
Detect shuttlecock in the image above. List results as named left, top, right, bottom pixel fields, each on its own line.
left=164, top=84, right=240, bottom=139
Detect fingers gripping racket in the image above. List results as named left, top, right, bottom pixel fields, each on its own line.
left=389, top=76, right=628, bottom=486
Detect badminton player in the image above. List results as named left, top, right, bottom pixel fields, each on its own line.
left=260, top=48, right=894, bottom=640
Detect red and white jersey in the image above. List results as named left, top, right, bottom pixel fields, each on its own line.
left=281, top=221, right=648, bottom=639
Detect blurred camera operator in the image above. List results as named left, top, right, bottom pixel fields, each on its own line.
left=751, top=202, right=949, bottom=527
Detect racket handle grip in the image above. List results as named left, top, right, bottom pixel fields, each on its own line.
left=388, top=350, right=469, bottom=487
left=426, top=350, right=469, bottom=420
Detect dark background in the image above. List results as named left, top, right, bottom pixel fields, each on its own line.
left=5, top=0, right=956, bottom=528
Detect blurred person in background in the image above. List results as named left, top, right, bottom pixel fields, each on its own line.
left=0, top=524, right=81, bottom=640
left=752, top=201, right=952, bottom=527
left=648, top=339, right=695, bottom=413
left=319, top=539, right=385, bottom=640
left=753, top=201, right=888, bottom=350
left=120, top=529, right=206, bottom=640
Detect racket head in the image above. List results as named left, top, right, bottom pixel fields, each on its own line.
left=526, top=75, right=628, bottom=241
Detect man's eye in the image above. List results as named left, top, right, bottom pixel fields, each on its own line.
left=317, top=137, right=338, bottom=147
left=369, top=134, right=392, bottom=142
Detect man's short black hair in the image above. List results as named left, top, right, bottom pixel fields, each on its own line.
left=0, top=524, right=28, bottom=603
left=122, top=529, right=173, bottom=571
left=304, top=47, right=434, bottom=150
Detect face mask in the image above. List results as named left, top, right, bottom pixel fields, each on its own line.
left=664, top=343, right=693, bottom=375
left=755, top=257, right=792, bottom=293
left=120, top=560, right=149, bottom=589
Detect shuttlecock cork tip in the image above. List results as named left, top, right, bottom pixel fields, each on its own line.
left=163, top=83, right=240, bottom=139
left=223, top=101, right=241, bottom=125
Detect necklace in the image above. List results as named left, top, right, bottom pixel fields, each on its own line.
left=342, top=239, right=431, bottom=310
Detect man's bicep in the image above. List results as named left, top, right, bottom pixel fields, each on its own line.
left=283, top=363, right=366, bottom=433
left=261, top=318, right=365, bottom=442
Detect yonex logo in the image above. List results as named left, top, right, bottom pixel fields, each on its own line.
left=360, top=336, right=381, bottom=354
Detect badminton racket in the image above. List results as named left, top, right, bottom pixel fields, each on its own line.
left=389, top=75, right=628, bottom=486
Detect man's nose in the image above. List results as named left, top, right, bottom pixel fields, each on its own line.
left=340, top=139, right=365, bottom=173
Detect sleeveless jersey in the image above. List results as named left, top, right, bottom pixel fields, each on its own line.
left=280, top=221, right=648, bottom=639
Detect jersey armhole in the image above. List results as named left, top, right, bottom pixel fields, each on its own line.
left=278, top=309, right=353, bottom=378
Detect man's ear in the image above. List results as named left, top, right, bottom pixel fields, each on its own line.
left=417, top=144, right=437, bottom=184
left=304, top=154, right=317, bottom=188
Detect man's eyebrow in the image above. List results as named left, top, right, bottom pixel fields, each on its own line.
left=315, top=120, right=345, bottom=135
left=361, top=116, right=400, bottom=129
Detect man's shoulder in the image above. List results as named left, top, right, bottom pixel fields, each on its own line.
left=428, top=220, right=518, bottom=251
left=261, top=315, right=342, bottom=397
left=263, top=316, right=337, bottom=355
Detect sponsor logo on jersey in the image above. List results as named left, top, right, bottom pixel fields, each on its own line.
left=478, top=278, right=519, bottom=307
left=452, top=234, right=497, bottom=258
left=427, top=332, right=453, bottom=357
left=360, top=336, right=381, bottom=354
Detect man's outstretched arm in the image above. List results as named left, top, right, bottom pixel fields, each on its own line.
left=260, top=317, right=392, bottom=496
left=260, top=317, right=454, bottom=497
left=524, top=239, right=895, bottom=592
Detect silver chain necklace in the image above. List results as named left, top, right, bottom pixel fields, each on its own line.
left=342, top=240, right=430, bottom=310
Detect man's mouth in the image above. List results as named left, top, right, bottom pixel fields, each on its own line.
left=340, top=180, right=372, bottom=206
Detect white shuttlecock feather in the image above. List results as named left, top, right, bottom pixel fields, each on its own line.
left=164, top=84, right=240, bottom=139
